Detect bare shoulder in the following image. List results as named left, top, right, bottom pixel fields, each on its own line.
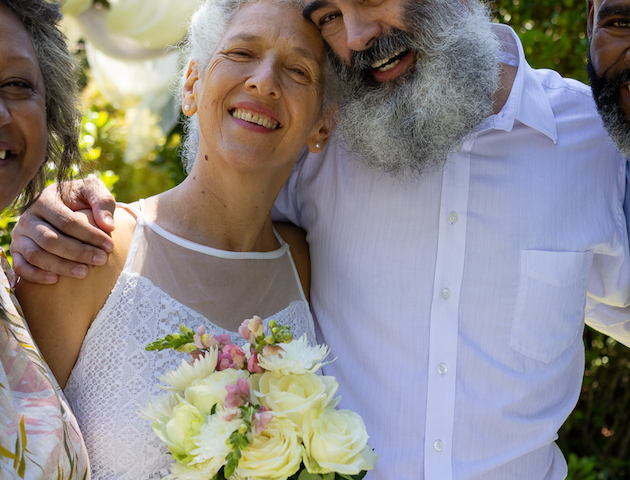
left=273, top=222, right=310, bottom=301
left=15, top=206, right=137, bottom=387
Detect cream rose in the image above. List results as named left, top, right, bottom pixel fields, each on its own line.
left=302, top=409, right=378, bottom=475
left=235, top=416, right=303, bottom=480
left=254, top=372, right=338, bottom=429
left=152, top=403, right=205, bottom=464
left=184, top=369, right=249, bottom=414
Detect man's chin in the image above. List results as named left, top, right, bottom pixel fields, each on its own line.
left=587, top=55, right=630, bottom=158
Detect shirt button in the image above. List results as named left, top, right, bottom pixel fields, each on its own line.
left=434, top=439, right=444, bottom=452
left=440, top=288, right=451, bottom=299
left=437, top=363, right=448, bottom=375
left=448, top=212, right=458, bottom=224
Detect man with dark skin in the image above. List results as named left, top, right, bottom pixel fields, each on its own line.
left=10, top=1, right=630, bottom=479
left=588, top=0, right=630, bottom=156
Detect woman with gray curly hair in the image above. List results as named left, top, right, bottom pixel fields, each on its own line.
left=0, top=0, right=89, bottom=477
left=17, top=0, right=336, bottom=478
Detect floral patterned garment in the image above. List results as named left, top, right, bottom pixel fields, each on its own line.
left=0, top=249, right=90, bottom=479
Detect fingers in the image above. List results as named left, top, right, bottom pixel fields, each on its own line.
left=28, top=181, right=114, bottom=252
left=79, top=176, right=116, bottom=233
left=10, top=212, right=110, bottom=282
left=11, top=252, right=59, bottom=285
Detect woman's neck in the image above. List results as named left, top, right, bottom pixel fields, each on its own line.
left=150, top=157, right=290, bottom=252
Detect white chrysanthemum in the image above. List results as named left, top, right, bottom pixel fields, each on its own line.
left=159, top=349, right=219, bottom=392
left=190, top=413, right=243, bottom=468
left=163, top=459, right=220, bottom=480
left=257, top=334, right=334, bottom=375
left=138, top=392, right=180, bottom=422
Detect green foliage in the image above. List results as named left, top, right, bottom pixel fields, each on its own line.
left=77, top=82, right=186, bottom=204
left=490, top=0, right=589, bottom=82
left=146, top=325, right=196, bottom=352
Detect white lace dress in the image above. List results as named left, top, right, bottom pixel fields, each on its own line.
left=64, top=201, right=316, bottom=480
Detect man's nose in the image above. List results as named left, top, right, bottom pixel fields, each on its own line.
left=344, top=12, right=382, bottom=52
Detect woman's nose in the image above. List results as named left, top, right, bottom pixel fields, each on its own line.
left=245, top=59, right=281, bottom=98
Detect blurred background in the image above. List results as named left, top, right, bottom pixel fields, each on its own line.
left=2, top=1, right=628, bottom=478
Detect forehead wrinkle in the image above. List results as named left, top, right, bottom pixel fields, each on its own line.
left=224, top=32, right=322, bottom=63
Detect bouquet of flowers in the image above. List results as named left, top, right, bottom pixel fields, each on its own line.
left=140, top=317, right=377, bottom=480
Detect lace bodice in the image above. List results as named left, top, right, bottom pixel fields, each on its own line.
left=64, top=203, right=315, bottom=480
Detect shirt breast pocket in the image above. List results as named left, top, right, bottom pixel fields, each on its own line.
left=510, top=250, right=593, bottom=363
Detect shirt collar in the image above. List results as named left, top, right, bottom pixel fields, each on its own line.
left=480, top=24, right=558, bottom=144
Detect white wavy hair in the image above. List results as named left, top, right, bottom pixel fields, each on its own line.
left=176, top=0, right=338, bottom=173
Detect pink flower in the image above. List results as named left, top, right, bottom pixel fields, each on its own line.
left=262, top=344, right=285, bottom=358
left=224, top=344, right=246, bottom=369
left=190, top=350, right=206, bottom=362
left=216, top=352, right=233, bottom=371
left=247, top=348, right=263, bottom=373
left=252, top=408, right=273, bottom=435
left=238, top=316, right=264, bottom=344
left=216, top=334, right=232, bottom=347
left=224, top=378, right=251, bottom=408
left=194, top=325, right=218, bottom=349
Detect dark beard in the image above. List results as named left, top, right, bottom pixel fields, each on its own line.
left=331, top=0, right=500, bottom=177
left=587, top=52, right=630, bottom=158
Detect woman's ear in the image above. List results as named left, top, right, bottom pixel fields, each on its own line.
left=306, top=103, right=338, bottom=153
left=182, top=60, right=201, bottom=116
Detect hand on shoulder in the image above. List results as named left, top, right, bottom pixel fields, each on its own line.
left=15, top=206, right=137, bottom=388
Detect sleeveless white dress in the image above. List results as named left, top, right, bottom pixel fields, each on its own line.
left=64, top=201, right=316, bottom=480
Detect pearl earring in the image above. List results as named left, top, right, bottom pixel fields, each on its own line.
left=184, top=105, right=190, bottom=111
left=315, top=143, right=321, bottom=149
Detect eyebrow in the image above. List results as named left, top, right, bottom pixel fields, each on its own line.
left=302, top=0, right=332, bottom=21
left=224, top=33, right=321, bottom=63
left=598, top=5, right=630, bottom=21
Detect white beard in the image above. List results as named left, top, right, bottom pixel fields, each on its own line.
left=333, top=0, right=500, bottom=177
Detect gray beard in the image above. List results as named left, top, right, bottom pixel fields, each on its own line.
left=333, top=0, right=500, bottom=177
left=586, top=53, right=630, bottom=159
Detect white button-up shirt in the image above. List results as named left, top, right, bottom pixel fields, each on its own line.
left=274, top=25, right=630, bottom=480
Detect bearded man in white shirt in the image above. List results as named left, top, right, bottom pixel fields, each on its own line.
left=10, top=0, right=630, bottom=479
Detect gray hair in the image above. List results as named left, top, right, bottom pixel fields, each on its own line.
left=177, top=0, right=339, bottom=173
left=1, top=0, right=81, bottom=210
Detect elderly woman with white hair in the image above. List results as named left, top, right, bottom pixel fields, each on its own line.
left=16, top=0, right=336, bottom=478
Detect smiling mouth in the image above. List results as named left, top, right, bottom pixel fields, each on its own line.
left=230, top=108, right=280, bottom=130
left=371, top=49, right=410, bottom=72
left=0, top=150, right=14, bottom=160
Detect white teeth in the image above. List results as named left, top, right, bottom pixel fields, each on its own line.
left=371, top=49, right=404, bottom=69
left=377, top=58, right=401, bottom=72
left=0, top=151, right=6, bottom=160
left=231, top=109, right=278, bottom=129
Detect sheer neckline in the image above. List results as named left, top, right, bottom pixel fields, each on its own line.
left=124, top=200, right=290, bottom=260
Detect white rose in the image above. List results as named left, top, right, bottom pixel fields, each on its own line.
left=184, top=369, right=249, bottom=414
left=302, top=409, right=378, bottom=475
left=235, top=417, right=303, bottom=480
left=254, top=372, right=338, bottom=430
left=152, top=402, right=205, bottom=464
